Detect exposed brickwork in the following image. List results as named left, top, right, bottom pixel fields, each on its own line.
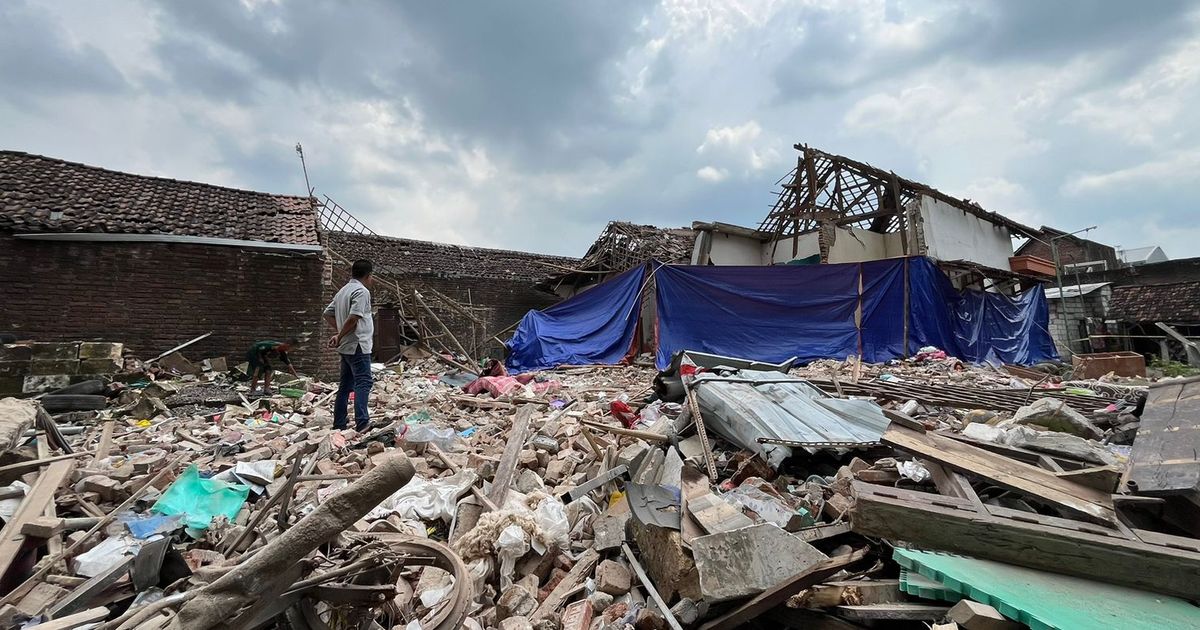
left=0, top=235, right=330, bottom=374
left=328, top=257, right=559, bottom=361
left=1016, top=228, right=1120, bottom=270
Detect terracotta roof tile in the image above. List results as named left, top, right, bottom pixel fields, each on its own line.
left=326, top=232, right=578, bottom=282
left=1108, top=281, right=1200, bottom=323
left=0, top=151, right=319, bottom=245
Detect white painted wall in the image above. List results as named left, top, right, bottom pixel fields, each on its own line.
left=918, top=195, right=1014, bottom=269
left=764, top=232, right=820, bottom=264
left=707, top=232, right=764, bottom=265
left=763, top=227, right=905, bottom=264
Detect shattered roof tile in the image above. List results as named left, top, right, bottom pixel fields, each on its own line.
left=326, top=231, right=579, bottom=282
left=0, top=151, right=319, bottom=245
left=1108, top=281, right=1200, bottom=323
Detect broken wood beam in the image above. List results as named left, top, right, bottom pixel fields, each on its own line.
left=849, top=481, right=1200, bottom=600
left=881, top=423, right=1116, bottom=524
left=173, top=454, right=416, bottom=629
left=488, top=405, right=536, bottom=507
left=622, top=543, right=685, bottom=630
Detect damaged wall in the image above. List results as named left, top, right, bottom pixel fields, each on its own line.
left=917, top=195, right=1014, bottom=269
left=764, top=228, right=904, bottom=265
left=0, top=234, right=330, bottom=373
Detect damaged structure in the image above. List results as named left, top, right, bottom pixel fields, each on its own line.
left=1, top=140, right=1198, bottom=630
left=0, top=151, right=571, bottom=379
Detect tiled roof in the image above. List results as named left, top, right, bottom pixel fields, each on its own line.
left=1108, top=281, right=1200, bottom=323
left=326, top=231, right=579, bottom=282
left=0, top=151, right=319, bottom=245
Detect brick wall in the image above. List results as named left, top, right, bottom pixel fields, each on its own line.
left=0, top=234, right=331, bottom=375
left=1020, top=237, right=1119, bottom=269
left=327, top=257, right=559, bottom=362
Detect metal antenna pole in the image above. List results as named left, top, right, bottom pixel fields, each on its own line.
left=295, top=143, right=313, bottom=197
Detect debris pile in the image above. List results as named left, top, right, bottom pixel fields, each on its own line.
left=1, top=341, right=1198, bottom=629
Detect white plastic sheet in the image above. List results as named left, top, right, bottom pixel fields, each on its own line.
left=367, top=471, right=477, bottom=523
left=496, top=524, right=529, bottom=590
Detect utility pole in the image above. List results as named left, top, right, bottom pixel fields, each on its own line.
left=1048, top=226, right=1097, bottom=358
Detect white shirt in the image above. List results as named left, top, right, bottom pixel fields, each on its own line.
left=324, top=279, right=374, bottom=355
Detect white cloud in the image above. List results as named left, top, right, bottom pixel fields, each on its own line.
left=696, top=165, right=728, bottom=182
left=1062, top=150, right=1200, bottom=196
left=697, top=120, right=761, bottom=153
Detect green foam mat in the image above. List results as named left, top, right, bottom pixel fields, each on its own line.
left=894, top=548, right=1200, bottom=630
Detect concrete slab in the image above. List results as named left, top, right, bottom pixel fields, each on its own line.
left=692, top=524, right=827, bottom=602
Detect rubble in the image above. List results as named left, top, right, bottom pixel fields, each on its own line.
left=0, top=339, right=1196, bottom=629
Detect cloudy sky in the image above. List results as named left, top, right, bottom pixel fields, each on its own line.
left=3, top=0, right=1199, bottom=259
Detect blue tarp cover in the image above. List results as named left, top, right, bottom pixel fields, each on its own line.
left=655, top=257, right=1058, bottom=368
left=654, top=263, right=861, bottom=368
left=506, top=257, right=1057, bottom=372
left=505, top=265, right=645, bottom=373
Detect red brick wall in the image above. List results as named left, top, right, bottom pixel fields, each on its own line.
left=0, top=234, right=332, bottom=375
left=327, top=258, right=560, bottom=362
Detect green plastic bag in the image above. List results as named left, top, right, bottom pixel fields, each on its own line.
left=151, top=464, right=249, bottom=530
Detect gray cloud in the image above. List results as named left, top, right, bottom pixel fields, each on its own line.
left=2, top=0, right=1198, bottom=259
left=773, top=0, right=1196, bottom=101
left=147, top=1, right=654, bottom=168
left=0, top=1, right=127, bottom=101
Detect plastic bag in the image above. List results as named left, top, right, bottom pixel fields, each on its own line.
left=496, top=524, right=529, bottom=590
left=151, top=465, right=249, bottom=531
left=534, top=497, right=570, bottom=549
left=367, top=471, right=476, bottom=523
left=721, top=484, right=797, bottom=528
left=402, top=425, right=460, bottom=451
left=898, top=460, right=931, bottom=483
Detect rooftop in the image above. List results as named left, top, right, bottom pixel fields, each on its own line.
left=1108, top=280, right=1200, bottom=323
left=0, top=150, right=319, bottom=245
left=326, top=231, right=579, bottom=283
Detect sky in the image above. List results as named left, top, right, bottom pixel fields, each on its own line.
left=3, top=0, right=1199, bottom=259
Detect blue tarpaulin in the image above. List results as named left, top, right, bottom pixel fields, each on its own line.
left=506, top=257, right=1057, bottom=372
left=654, top=257, right=1058, bottom=368
left=654, top=263, right=861, bottom=368
left=905, top=257, right=1059, bottom=365
left=505, top=265, right=646, bottom=373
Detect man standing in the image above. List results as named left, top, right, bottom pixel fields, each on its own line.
left=246, top=338, right=299, bottom=395
left=324, top=259, right=376, bottom=432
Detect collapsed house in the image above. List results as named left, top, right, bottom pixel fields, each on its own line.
left=510, top=145, right=1061, bottom=374
left=0, top=151, right=571, bottom=387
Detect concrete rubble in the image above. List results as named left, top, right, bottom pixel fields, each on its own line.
left=0, top=339, right=1197, bottom=629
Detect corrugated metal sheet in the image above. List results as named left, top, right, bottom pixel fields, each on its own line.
left=692, top=369, right=891, bottom=467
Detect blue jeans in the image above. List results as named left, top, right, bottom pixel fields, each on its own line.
left=333, top=350, right=372, bottom=431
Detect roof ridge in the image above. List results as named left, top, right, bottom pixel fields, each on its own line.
left=0, top=149, right=312, bottom=202
left=330, top=231, right=580, bottom=261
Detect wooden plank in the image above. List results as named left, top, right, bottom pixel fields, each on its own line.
left=46, top=556, right=132, bottom=618
left=835, top=603, right=950, bottom=621
left=882, top=424, right=1116, bottom=524
left=0, top=458, right=74, bottom=584
left=1128, top=376, right=1200, bottom=497
left=0, top=455, right=184, bottom=606
left=94, top=420, right=115, bottom=460
left=850, top=481, right=1200, bottom=600
left=0, top=451, right=95, bottom=482
left=622, top=543, right=685, bottom=630
left=699, top=549, right=869, bottom=630
left=27, top=606, right=109, bottom=630
left=1054, top=466, right=1121, bottom=493
left=488, top=404, right=536, bottom=507
left=794, top=521, right=852, bottom=543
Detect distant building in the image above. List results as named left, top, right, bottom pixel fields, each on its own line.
left=1118, top=246, right=1169, bottom=266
